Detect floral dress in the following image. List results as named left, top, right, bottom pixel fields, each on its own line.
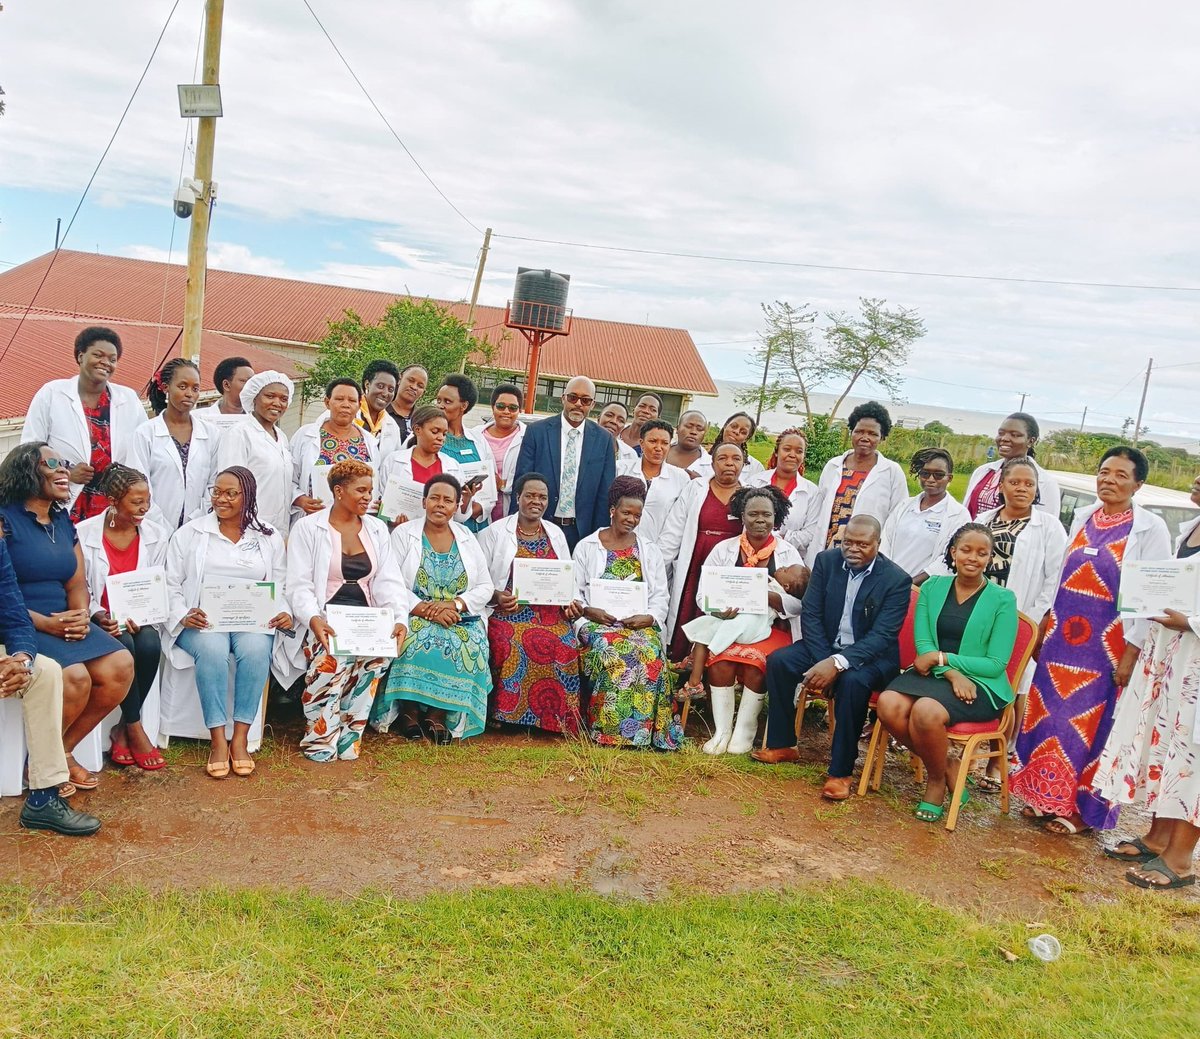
left=578, top=544, right=681, bottom=750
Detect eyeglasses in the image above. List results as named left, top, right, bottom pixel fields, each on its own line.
left=206, top=486, right=243, bottom=501
left=564, top=393, right=594, bottom=406
left=41, top=457, right=72, bottom=471
left=917, top=469, right=950, bottom=480
left=493, top=402, right=520, bottom=413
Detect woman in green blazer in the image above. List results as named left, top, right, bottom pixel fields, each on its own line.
left=878, top=522, right=1019, bottom=821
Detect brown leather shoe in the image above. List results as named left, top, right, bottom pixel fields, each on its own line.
left=750, top=746, right=800, bottom=764
left=822, top=776, right=853, bottom=801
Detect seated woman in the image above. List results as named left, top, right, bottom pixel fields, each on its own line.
left=880, top=448, right=971, bottom=584
left=77, top=464, right=170, bottom=771
left=375, top=474, right=495, bottom=744
left=290, top=378, right=381, bottom=521
left=875, top=523, right=1019, bottom=822
left=287, top=460, right=409, bottom=762
left=166, top=467, right=293, bottom=779
left=616, top=419, right=691, bottom=542
left=570, top=476, right=681, bottom=750
left=478, top=472, right=581, bottom=734
left=0, top=443, right=134, bottom=795
left=375, top=405, right=475, bottom=527
left=678, top=486, right=805, bottom=755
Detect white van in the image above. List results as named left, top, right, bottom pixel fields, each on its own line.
left=1050, top=469, right=1199, bottom=541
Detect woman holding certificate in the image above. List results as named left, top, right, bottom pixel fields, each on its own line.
left=287, top=460, right=409, bottom=762
left=375, top=406, right=473, bottom=527
left=1012, top=447, right=1171, bottom=836
left=616, top=419, right=691, bottom=542
left=477, top=472, right=581, bottom=734
left=375, top=474, right=494, bottom=744
left=166, top=467, right=293, bottom=779
left=289, top=379, right=380, bottom=521
left=77, top=465, right=169, bottom=771
left=1091, top=474, right=1200, bottom=890
left=0, top=443, right=134, bottom=794
left=570, top=476, right=680, bottom=750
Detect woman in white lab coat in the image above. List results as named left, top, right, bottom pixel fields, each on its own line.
left=616, top=419, right=691, bottom=543
left=879, top=448, right=971, bottom=582
left=715, top=412, right=766, bottom=480
left=749, top=428, right=820, bottom=558
left=434, top=374, right=498, bottom=533
left=963, top=412, right=1061, bottom=520
left=214, top=370, right=295, bottom=536
left=286, top=459, right=409, bottom=762
left=806, top=401, right=908, bottom=566
left=375, top=406, right=473, bottom=527
left=21, top=325, right=148, bottom=523
left=131, top=357, right=217, bottom=530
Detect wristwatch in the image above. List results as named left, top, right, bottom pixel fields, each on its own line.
left=11, top=653, right=33, bottom=673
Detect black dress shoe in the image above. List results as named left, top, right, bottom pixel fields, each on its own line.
left=19, top=796, right=102, bottom=836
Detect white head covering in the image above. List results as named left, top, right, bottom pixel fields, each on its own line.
left=239, top=370, right=294, bottom=417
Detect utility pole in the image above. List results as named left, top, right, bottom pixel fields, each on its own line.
left=181, top=0, right=224, bottom=365
left=458, top=227, right=492, bottom=374
left=1018, top=392, right=1027, bottom=411
left=753, top=336, right=773, bottom=427
left=1132, top=357, right=1153, bottom=448
left=1079, top=406, right=1087, bottom=432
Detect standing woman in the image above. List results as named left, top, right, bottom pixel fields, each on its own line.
left=963, top=413, right=1061, bottom=519
left=617, top=419, right=691, bottom=542
left=286, top=460, right=409, bottom=762
left=290, top=378, right=379, bottom=520
left=807, top=401, right=907, bottom=567
left=750, top=428, right=820, bottom=558
left=434, top=374, right=497, bottom=532
left=0, top=443, right=134, bottom=792
left=22, top=326, right=148, bottom=523
left=480, top=384, right=528, bottom=521
left=716, top=412, right=766, bottom=479
left=598, top=402, right=638, bottom=467
left=1093, top=474, right=1200, bottom=890
left=375, top=406, right=471, bottom=526
left=77, top=464, right=169, bottom=770
left=667, top=410, right=712, bottom=479
left=375, top=475, right=494, bottom=743
left=131, top=357, right=215, bottom=530
left=1012, top=447, right=1172, bottom=835
left=196, top=355, right=254, bottom=428
left=386, top=364, right=428, bottom=444
left=166, top=467, right=292, bottom=778
left=659, top=441, right=747, bottom=659
left=478, top=472, right=581, bottom=735
left=880, top=449, right=971, bottom=583
left=356, top=360, right=402, bottom=464
left=214, top=370, right=295, bottom=535
left=570, top=477, right=680, bottom=751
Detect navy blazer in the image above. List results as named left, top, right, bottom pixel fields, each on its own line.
left=511, top=415, right=616, bottom=539
left=0, top=537, right=37, bottom=660
left=800, top=547, right=912, bottom=673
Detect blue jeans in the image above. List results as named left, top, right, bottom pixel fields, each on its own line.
left=176, top=629, right=272, bottom=729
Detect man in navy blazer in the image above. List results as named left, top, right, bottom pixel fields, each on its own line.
left=511, top=376, right=616, bottom=551
left=752, top=515, right=912, bottom=801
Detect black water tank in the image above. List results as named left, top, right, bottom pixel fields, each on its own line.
left=511, top=267, right=570, bottom=330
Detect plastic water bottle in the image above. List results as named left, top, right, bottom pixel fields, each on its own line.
left=1027, top=934, right=1061, bottom=962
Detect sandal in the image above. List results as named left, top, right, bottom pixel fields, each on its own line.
left=57, top=781, right=77, bottom=799
left=1104, top=836, right=1158, bottom=863
left=1127, top=856, right=1196, bottom=890
left=131, top=747, right=166, bottom=772
left=915, top=801, right=945, bottom=822
left=109, top=740, right=135, bottom=767
left=678, top=681, right=705, bottom=700
left=1043, top=815, right=1093, bottom=837
left=65, top=756, right=100, bottom=790
left=969, top=773, right=1003, bottom=794
left=1020, top=804, right=1050, bottom=822
left=422, top=719, right=453, bottom=746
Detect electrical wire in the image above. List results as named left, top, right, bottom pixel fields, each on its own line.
left=0, top=0, right=184, bottom=363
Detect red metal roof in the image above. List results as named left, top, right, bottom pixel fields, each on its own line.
left=0, top=313, right=300, bottom=420
left=0, top=251, right=718, bottom=397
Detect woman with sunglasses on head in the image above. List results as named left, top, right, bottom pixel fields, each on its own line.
left=880, top=448, right=971, bottom=584
left=749, top=427, right=821, bottom=557
left=0, top=443, right=134, bottom=794
left=165, top=467, right=293, bottom=778
left=963, top=412, right=1061, bottom=520
left=479, top=383, right=528, bottom=521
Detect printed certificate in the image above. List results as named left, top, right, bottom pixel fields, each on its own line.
left=512, top=558, right=575, bottom=606
left=700, top=565, right=768, bottom=615
left=378, top=479, right=425, bottom=524
left=309, top=464, right=335, bottom=505
left=1117, top=559, right=1200, bottom=618
left=458, top=459, right=491, bottom=483
left=589, top=578, right=649, bottom=618
left=200, top=580, right=278, bottom=633
left=326, top=605, right=398, bottom=658
left=105, top=566, right=169, bottom=627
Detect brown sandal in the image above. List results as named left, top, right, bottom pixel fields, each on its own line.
left=65, top=756, right=100, bottom=790
left=231, top=758, right=255, bottom=777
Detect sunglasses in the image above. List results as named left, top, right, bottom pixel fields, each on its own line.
left=564, top=392, right=594, bottom=406
left=42, top=457, right=72, bottom=471
left=917, top=469, right=950, bottom=480
left=493, top=402, right=520, bottom=413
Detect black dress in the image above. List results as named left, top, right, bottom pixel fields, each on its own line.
left=889, top=584, right=1003, bottom=725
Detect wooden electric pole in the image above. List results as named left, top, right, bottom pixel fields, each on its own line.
left=1132, top=358, right=1153, bottom=447
left=458, top=226, right=492, bottom=374
left=181, top=0, right=225, bottom=365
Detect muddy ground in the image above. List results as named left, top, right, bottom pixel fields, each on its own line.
left=0, top=703, right=1181, bottom=917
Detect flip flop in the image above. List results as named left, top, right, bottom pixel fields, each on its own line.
left=1104, top=836, right=1157, bottom=863
left=1127, top=857, right=1197, bottom=890
left=915, top=801, right=944, bottom=822
left=969, top=774, right=1003, bottom=794
left=1044, top=815, right=1093, bottom=836
left=131, top=747, right=166, bottom=772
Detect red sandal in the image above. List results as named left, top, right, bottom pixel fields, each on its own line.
left=130, top=747, right=166, bottom=771
left=109, top=740, right=135, bottom=767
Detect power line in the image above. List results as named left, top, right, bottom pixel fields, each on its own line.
left=491, top=232, right=1200, bottom=293
left=0, top=0, right=184, bottom=362
left=300, top=0, right=482, bottom=235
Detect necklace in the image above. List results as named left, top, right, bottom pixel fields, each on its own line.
left=516, top=524, right=542, bottom=537
left=38, top=517, right=56, bottom=542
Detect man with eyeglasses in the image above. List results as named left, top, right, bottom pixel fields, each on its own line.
left=511, top=375, right=615, bottom=550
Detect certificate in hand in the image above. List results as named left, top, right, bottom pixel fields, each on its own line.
left=200, top=580, right=278, bottom=632
left=326, top=605, right=398, bottom=658
left=378, top=479, right=425, bottom=523
left=105, top=566, right=169, bottom=628
left=1117, top=559, right=1200, bottom=618
left=309, top=464, right=335, bottom=506
left=700, top=565, right=768, bottom=615
left=458, top=459, right=491, bottom=483
left=512, top=558, right=575, bottom=606
left=589, top=578, right=649, bottom=618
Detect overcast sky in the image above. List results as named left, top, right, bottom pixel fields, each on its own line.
left=1, top=1, right=1198, bottom=441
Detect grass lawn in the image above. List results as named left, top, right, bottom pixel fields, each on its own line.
left=2, top=882, right=1196, bottom=1038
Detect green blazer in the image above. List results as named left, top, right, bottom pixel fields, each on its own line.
left=915, top=576, right=1019, bottom=709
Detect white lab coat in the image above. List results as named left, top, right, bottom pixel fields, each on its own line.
left=76, top=512, right=171, bottom=618
left=749, top=468, right=822, bottom=557
left=806, top=451, right=909, bottom=566
left=572, top=530, right=670, bottom=628
left=617, top=439, right=639, bottom=467
left=289, top=416, right=382, bottom=505
left=213, top=417, right=293, bottom=535
left=128, top=413, right=218, bottom=531
left=389, top=519, right=495, bottom=629
left=741, top=455, right=766, bottom=480
left=616, top=457, right=692, bottom=543
left=700, top=536, right=805, bottom=639
left=21, top=378, right=148, bottom=509
left=963, top=458, right=1061, bottom=520
left=355, top=408, right=402, bottom=465
left=476, top=513, right=573, bottom=619
left=880, top=493, right=972, bottom=577
left=376, top=447, right=470, bottom=525
left=477, top=420, right=528, bottom=515
left=445, top=424, right=499, bottom=526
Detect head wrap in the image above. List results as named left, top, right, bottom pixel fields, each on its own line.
left=239, top=370, right=294, bottom=417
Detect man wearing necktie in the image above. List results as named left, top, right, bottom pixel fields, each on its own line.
left=511, top=376, right=616, bottom=551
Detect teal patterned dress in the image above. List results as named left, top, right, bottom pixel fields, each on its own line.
left=441, top=433, right=489, bottom=533
left=579, top=544, right=681, bottom=750
left=377, top=535, right=490, bottom=739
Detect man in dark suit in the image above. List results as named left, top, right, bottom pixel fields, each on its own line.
left=511, top=375, right=616, bottom=550
left=751, top=515, right=911, bottom=801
